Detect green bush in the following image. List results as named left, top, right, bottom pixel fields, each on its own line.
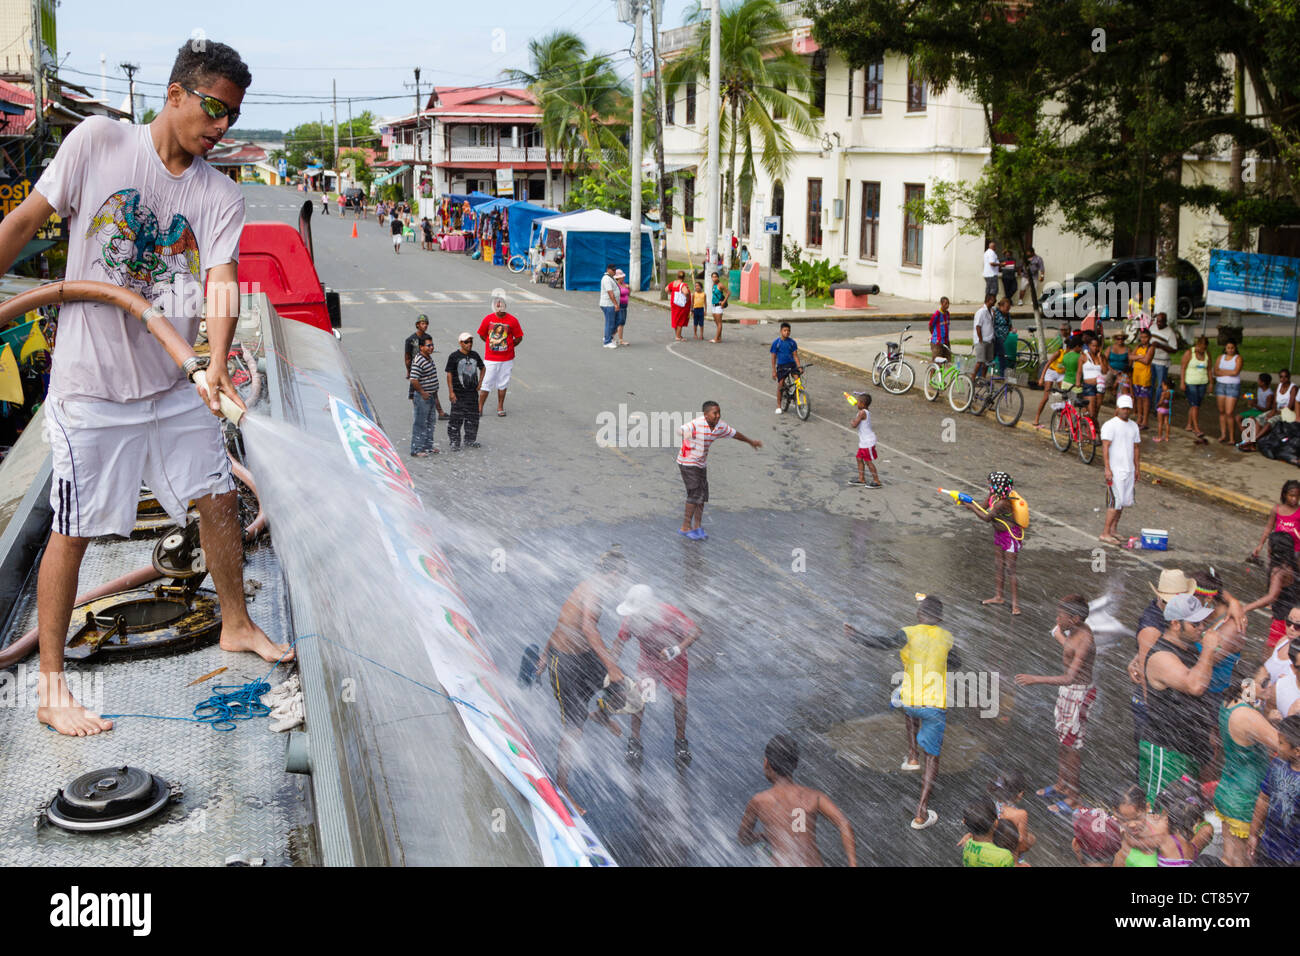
left=787, top=257, right=847, bottom=297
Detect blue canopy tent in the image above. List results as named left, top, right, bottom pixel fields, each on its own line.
left=509, top=202, right=559, bottom=255
left=538, top=210, right=654, bottom=291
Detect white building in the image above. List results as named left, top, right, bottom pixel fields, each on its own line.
left=657, top=1, right=1243, bottom=304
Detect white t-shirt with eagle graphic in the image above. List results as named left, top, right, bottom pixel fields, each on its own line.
left=35, top=116, right=244, bottom=402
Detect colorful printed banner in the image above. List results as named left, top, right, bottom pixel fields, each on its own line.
left=328, top=395, right=614, bottom=867
left=1206, top=249, right=1300, bottom=318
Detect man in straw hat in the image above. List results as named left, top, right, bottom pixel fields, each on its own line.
left=613, top=584, right=700, bottom=768
left=1126, top=569, right=1197, bottom=761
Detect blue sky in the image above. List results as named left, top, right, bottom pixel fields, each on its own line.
left=53, top=0, right=698, bottom=133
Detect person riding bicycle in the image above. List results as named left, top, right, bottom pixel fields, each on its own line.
left=1032, top=324, right=1074, bottom=429
left=771, top=322, right=802, bottom=414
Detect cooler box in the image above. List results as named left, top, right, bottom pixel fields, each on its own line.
left=1140, top=529, right=1169, bottom=551
left=740, top=261, right=761, bottom=304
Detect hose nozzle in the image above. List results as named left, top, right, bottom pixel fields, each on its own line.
left=185, top=363, right=245, bottom=426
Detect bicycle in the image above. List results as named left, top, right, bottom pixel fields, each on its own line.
left=779, top=364, right=812, bottom=420
left=1048, top=386, right=1100, bottom=464
left=948, top=370, right=1024, bottom=425
left=1014, top=326, right=1039, bottom=372
left=870, top=324, right=911, bottom=387
left=922, top=353, right=962, bottom=402
left=878, top=327, right=915, bottom=395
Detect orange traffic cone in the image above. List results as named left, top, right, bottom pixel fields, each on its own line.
left=350, top=222, right=358, bottom=238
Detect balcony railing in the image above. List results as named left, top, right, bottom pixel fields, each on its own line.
left=445, top=145, right=544, bottom=163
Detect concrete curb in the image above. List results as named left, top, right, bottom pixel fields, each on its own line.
left=801, top=348, right=1275, bottom=516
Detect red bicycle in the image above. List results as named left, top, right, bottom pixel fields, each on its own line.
left=1049, top=386, right=1099, bottom=464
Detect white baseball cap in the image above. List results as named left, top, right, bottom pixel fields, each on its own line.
left=458, top=332, right=473, bottom=343
left=1116, top=394, right=1134, bottom=409
left=616, top=584, right=657, bottom=617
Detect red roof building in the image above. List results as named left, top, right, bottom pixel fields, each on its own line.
left=380, top=85, right=573, bottom=205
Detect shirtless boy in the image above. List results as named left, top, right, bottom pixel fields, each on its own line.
left=536, top=550, right=628, bottom=814
left=738, top=734, right=857, bottom=866
left=1015, top=594, right=1096, bottom=811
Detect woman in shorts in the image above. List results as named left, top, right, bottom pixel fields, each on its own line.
left=1214, top=340, right=1244, bottom=445
left=1180, top=335, right=1213, bottom=442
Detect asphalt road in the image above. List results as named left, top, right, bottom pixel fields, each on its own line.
left=249, top=186, right=1277, bottom=866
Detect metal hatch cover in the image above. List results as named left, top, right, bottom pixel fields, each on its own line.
left=42, top=766, right=179, bottom=832
left=64, top=587, right=222, bottom=661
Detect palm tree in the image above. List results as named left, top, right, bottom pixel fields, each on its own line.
left=546, top=54, right=631, bottom=169
left=503, top=31, right=587, bottom=205
left=665, top=0, right=820, bottom=236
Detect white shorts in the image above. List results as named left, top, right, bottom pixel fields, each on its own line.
left=392, top=233, right=402, bottom=248
left=45, top=383, right=234, bottom=538
left=480, top=359, right=513, bottom=392
left=1107, top=471, right=1135, bottom=510
left=1043, top=369, right=1064, bottom=384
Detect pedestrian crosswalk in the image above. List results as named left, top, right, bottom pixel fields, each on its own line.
left=334, top=289, right=564, bottom=308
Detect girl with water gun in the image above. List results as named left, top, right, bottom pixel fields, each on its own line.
left=942, top=472, right=1026, bottom=615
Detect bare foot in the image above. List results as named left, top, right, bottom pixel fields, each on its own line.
left=981, top=597, right=1005, bottom=606
left=37, top=673, right=114, bottom=735
left=38, top=703, right=114, bottom=736
left=1011, top=605, right=1022, bottom=616
left=220, top=619, right=295, bottom=663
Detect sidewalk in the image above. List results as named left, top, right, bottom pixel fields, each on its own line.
left=798, top=331, right=1294, bottom=515
left=630, top=289, right=981, bottom=323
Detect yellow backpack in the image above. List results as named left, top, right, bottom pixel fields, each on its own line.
left=1008, top=491, right=1030, bottom=529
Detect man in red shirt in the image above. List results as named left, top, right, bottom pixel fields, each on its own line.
left=614, top=584, right=700, bottom=767
left=667, top=269, right=692, bottom=341
left=476, top=288, right=524, bottom=416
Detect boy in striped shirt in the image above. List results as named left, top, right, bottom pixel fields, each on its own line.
left=409, top=336, right=440, bottom=457
left=677, top=401, right=762, bottom=540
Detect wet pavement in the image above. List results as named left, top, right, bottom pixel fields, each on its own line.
left=252, top=187, right=1281, bottom=865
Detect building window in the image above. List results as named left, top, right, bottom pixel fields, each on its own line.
left=522, top=127, right=542, bottom=148
left=469, top=125, right=494, bottom=147
left=843, top=179, right=851, bottom=255
left=806, top=177, right=823, bottom=248
left=812, top=51, right=827, bottom=114
left=863, top=59, right=882, bottom=114
left=685, top=82, right=696, bottom=125
left=903, top=183, right=924, bottom=266
left=666, top=90, right=675, bottom=126
left=684, top=175, right=695, bottom=232
left=859, top=181, right=879, bottom=260
left=846, top=68, right=854, bottom=118
left=907, top=64, right=926, bottom=112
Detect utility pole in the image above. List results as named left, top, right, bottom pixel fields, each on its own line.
left=120, top=62, right=139, bottom=124
left=331, top=78, right=339, bottom=185
left=704, top=0, right=721, bottom=308
left=650, top=0, right=668, bottom=294
left=620, top=0, right=644, bottom=294
left=31, top=0, right=47, bottom=149
left=348, top=97, right=354, bottom=148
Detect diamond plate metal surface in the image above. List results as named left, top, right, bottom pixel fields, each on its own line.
left=0, top=537, right=313, bottom=866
